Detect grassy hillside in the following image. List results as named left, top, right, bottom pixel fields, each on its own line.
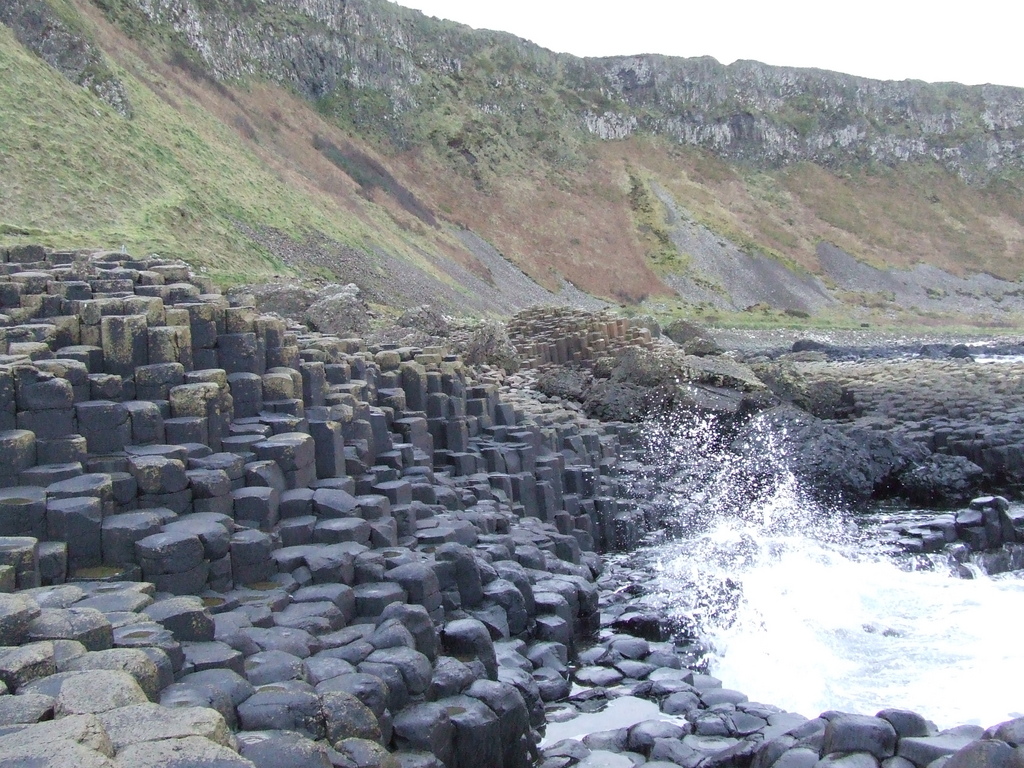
left=0, top=4, right=485, bottom=291
left=1, top=0, right=1022, bottom=326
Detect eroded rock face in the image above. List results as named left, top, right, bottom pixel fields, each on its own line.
left=305, top=284, right=373, bottom=337
left=582, top=346, right=768, bottom=422
left=733, top=405, right=985, bottom=507
left=93, top=0, right=1024, bottom=183
left=229, top=283, right=319, bottom=323
left=459, top=321, right=520, bottom=374
left=0, top=0, right=132, bottom=117
left=664, top=319, right=721, bottom=357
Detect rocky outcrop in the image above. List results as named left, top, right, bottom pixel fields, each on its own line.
left=733, top=405, right=986, bottom=507
left=0, top=0, right=132, bottom=117
left=756, top=353, right=1024, bottom=498
left=456, top=320, right=520, bottom=374
left=587, top=56, right=1024, bottom=181
left=885, top=495, right=1024, bottom=576
left=0, top=246, right=1020, bottom=767
left=94, top=0, right=1024, bottom=182
left=0, top=244, right=657, bottom=766
left=663, top=319, right=722, bottom=357
left=304, top=283, right=374, bottom=337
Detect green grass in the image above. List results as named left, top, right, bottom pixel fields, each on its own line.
left=0, top=25, right=272, bottom=277
left=627, top=170, right=687, bottom=272
left=0, top=17, right=416, bottom=284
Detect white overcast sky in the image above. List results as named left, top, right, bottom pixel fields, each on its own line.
left=394, top=1, right=1024, bottom=88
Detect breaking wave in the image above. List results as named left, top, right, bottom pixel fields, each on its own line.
left=634, top=413, right=1024, bottom=728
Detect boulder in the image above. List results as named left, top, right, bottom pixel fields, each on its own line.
left=899, top=454, right=985, bottom=507
left=305, top=284, right=372, bottom=336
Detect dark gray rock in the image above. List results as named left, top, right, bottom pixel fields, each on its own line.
left=441, top=618, right=497, bottom=680
left=898, top=732, right=981, bottom=766
left=877, top=709, right=932, bottom=738
left=899, top=454, right=984, bottom=507
left=628, top=720, right=688, bottom=754
left=985, top=717, right=1024, bottom=747
left=945, top=739, right=1024, bottom=768
left=143, top=597, right=215, bottom=642
left=429, top=656, right=476, bottom=701
left=466, top=679, right=531, bottom=768
left=237, top=683, right=324, bottom=739
left=434, top=694, right=502, bottom=768
left=178, top=668, right=255, bottom=707
left=393, top=701, right=456, bottom=766
left=320, top=689, right=382, bottom=745
left=237, top=729, right=333, bottom=768
left=245, top=649, right=304, bottom=686
left=377, top=604, right=438, bottom=660
left=315, top=672, right=389, bottom=720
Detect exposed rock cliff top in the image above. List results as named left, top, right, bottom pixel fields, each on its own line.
left=107, top=0, right=1024, bottom=181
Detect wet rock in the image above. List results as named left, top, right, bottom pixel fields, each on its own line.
left=899, top=454, right=984, bottom=507
left=433, top=694, right=502, bottom=768
left=237, top=729, right=332, bottom=768
left=877, top=708, right=932, bottom=738
left=628, top=719, right=688, bottom=754
left=576, top=749, right=635, bottom=767
left=429, top=656, right=476, bottom=699
left=898, top=731, right=986, bottom=766
left=392, top=701, right=456, bottom=766
left=237, top=683, right=324, bottom=739
left=662, top=690, right=701, bottom=715
left=575, top=666, right=624, bottom=687
left=533, top=666, right=570, bottom=702
left=945, top=739, right=1024, bottom=768
left=441, top=618, right=497, bottom=679
left=985, top=717, right=1024, bottom=747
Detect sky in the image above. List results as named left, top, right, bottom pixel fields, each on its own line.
left=394, top=1, right=1024, bottom=89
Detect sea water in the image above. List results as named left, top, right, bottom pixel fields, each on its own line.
left=635, top=415, right=1024, bottom=730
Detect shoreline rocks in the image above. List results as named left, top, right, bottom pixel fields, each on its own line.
left=0, top=245, right=1021, bottom=766
left=0, top=246, right=657, bottom=766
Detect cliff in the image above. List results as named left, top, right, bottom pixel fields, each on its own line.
left=2, top=0, right=1023, bottom=322
left=96, top=0, right=1024, bottom=182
